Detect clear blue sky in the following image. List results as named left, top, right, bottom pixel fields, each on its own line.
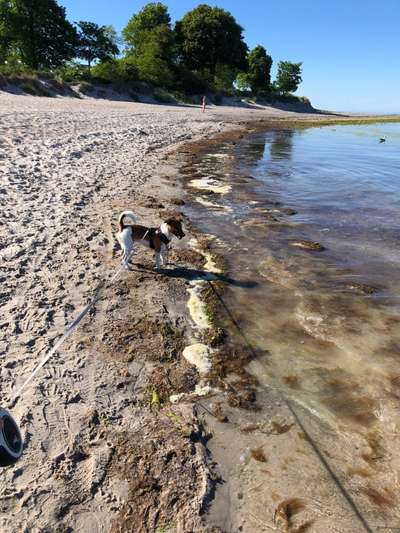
left=60, top=0, right=400, bottom=113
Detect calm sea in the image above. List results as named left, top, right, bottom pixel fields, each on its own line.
left=186, top=122, right=400, bottom=434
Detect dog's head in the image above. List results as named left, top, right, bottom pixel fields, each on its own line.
left=165, top=219, right=185, bottom=240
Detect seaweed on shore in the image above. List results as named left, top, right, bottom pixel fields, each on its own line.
left=250, top=446, right=268, bottom=462
left=110, top=409, right=213, bottom=532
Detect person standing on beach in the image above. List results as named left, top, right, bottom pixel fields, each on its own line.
left=202, top=95, right=207, bottom=113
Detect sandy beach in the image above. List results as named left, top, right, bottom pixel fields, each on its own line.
left=1, top=93, right=397, bottom=532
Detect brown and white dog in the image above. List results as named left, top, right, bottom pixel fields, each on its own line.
left=117, top=210, right=185, bottom=269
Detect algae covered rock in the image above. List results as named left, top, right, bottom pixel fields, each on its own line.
left=290, top=239, right=325, bottom=251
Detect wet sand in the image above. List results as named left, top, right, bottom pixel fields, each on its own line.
left=0, top=92, right=397, bottom=532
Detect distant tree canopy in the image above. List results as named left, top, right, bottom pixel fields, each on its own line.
left=1, top=0, right=77, bottom=68
left=0, top=0, right=305, bottom=98
left=235, top=45, right=273, bottom=94
left=76, top=21, right=119, bottom=73
left=123, top=2, right=171, bottom=49
left=122, top=2, right=175, bottom=86
left=175, top=4, right=248, bottom=74
left=247, top=45, right=272, bottom=92
left=275, top=61, right=302, bottom=94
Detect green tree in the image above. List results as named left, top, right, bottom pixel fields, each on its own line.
left=117, top=55, right=139, bottom=82
left=0, top=0, right=77, bottom=68
left=0, top=0, right=13, bottom=62
left=175, top=4, right=247, bottom=75
left=213, top=63, right=237, bottom=92
left=123, top=2, right=170, bottom=49
left=76, top=21, right=119, bottom=74
left=247, top=45, right=272, bottom=93
left=235, top=72, right=251, bottom=92
left=275, top=61, right=302, bottom=94
left=122, top=3, right=175, bottom=87
left=103, top=25, right=123, bottom=51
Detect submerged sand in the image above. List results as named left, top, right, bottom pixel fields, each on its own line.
left=0, top=92, right=395, bottom=532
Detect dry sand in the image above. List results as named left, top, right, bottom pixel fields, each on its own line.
left=0, top=93, right=388, bottom=532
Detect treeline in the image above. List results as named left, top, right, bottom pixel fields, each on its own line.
left=0, top=0, right=303, bottom=98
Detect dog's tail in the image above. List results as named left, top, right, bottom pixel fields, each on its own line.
left=119, top=210, right=137, bottom=231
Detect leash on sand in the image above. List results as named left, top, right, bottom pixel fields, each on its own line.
left=204, top=279, right=375, bottom=533
left=0, top=219, right=157, bottom=466
left=0, top=254, right=132, bottom=467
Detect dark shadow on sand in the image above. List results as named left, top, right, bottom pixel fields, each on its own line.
left=132, top=263, right=258, bottom=289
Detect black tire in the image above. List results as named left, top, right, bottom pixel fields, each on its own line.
left=0, top=445, right=20, bottom=467
left=0, top=410, right=23, bottom=467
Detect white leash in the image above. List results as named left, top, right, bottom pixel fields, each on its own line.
left=1, top=259, right=128, bottom=466
left=12, top=222, right=150, bottom=403
left=11, top=259, right=128, bottom=403
left=1, top=226, right=142, bottom=465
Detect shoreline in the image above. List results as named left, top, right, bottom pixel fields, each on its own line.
left=0, top=93, right=398, bottom=531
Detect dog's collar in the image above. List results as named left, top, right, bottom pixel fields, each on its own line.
left=157, top=229, right=171, bottom=245
left=148, top=228, right=170, bottom=249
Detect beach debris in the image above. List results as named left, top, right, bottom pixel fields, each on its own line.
left=198, top=401, right=228, bottom=422
left=187, top=285, right=213, bottom=329
left=195, top=195, right=232, bottom=211
left=273, top=497, right=313, bottom=532
left=240, top=422, right=259, bottom=434
left=281, top=207, right=298, bottom=216
left=346, top=464, right=372, bottom=478
left=169, top=247, right=205, bottom=269
left=250, top=446, right=267, bottom=462
left=290, top=240, right=325, bottom=251
left=112, top=406, right=212, bottom=532
left=259, top=416, right=295, bottom=436
left=283, top=375, right=300, bottom=389
left=208, top=327, right=226, bottom=347
left=361, top=430, right=385, bottom=464
left=170, top=198, right=185, bottom=206
left=150, top=390, right=161, bottom=409
left=227, top=387, right=257, bottom=409
left=242, top=217, right=277, bottom=228
left=189, top=177, right=232, bottom=195
left=363, top=485, right=396, bottom=508
left=182, top=344, right=212, bottom=375
left=345, top=282, right=377, bottom=294
left=211, top=403, right=229, bottom=422
left=389, top=374, right=400, bottom=398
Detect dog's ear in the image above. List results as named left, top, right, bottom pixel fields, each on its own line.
left=166, top=218, right=183, bottom=227
left=163, top=210, right=183, bottom=222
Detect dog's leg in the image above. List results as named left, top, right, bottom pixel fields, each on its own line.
left=124, top=252, right=131, bottom=268
left=161, top=249, right=169, bottom=267
left=155, top=252, right=161, bottom=270
left=122, top=240, right=134, bottom=269
left=123, top=248, right=133, bottom=269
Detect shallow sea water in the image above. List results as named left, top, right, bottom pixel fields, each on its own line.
left=185, top=123, right=400, bottom=436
